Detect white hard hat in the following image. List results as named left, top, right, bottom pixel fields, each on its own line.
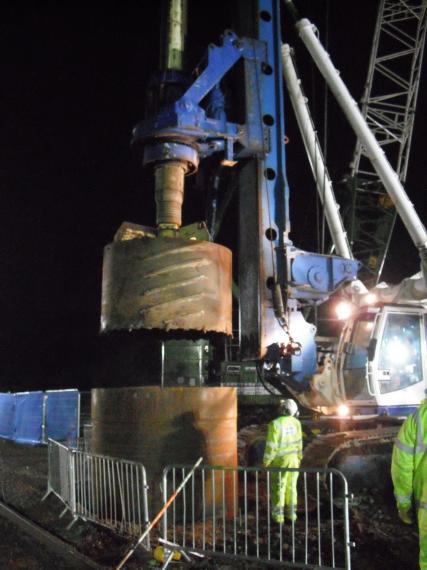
left=279, top=398, right=299, bottom=417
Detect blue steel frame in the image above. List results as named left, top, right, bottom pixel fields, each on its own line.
left=132, top=0, right=358, bottom=302
left=132, top=0, right=359, bottom=386
left=132, top=30, right=262, bottom=160
left=257, top=0, right=289, bottom=292
left=237, top=0, right=293, bottom=366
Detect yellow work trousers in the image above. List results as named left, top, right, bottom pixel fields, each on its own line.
left=419, top=508, right=427, bottom=570
left=269, top=456, right=300, bottom=522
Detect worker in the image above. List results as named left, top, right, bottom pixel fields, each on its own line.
left=391, top=398, right=427, bottom=570
left=263, top=398, right=302, bottom=524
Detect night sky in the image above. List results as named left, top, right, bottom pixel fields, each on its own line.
left=1, top=1, right=426, bottom=391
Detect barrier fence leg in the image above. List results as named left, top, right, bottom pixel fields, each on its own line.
left=41, top=489, right=51, bottom=502
left=59, top=506, right=70, bottom=519
left=160, top=549, right=175, bottom=570
left=66, top=516, right=79, bottom=530
left=65, top=449, right=79, bottom=530
left=42, top=442, right=52, bottom=502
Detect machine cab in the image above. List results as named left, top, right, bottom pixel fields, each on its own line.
left=337, top=305, right=427, bottom=417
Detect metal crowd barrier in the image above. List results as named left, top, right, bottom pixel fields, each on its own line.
left=44, top=439, right=74, bottom=518
left=73, top=449, right=150, bottom=541
left=45, top=440, right=352, bottom=568
left=44, top=439, right=151, bottom=547
left=75, top=437, right=90, bottom=452
left=162, top=464, right=353, bottom=569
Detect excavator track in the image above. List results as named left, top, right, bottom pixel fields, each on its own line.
left=238, top=421, right=400, bottom=501
left=301, top=425, right=400, bottom=503
left=301, top=426, right=399, bottom=471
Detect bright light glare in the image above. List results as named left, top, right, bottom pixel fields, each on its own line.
left=335, top=301, right=353, bottom=320
left=364, top=293, right=377, bottom=305
left=337, top=404, right=350, bottom=417
left=386, top=339, right=409, bottom=363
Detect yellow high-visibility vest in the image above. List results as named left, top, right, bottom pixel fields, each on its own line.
left=391, top=401, right=427, bottom=510
left=263, top=415, right=302, bottom=467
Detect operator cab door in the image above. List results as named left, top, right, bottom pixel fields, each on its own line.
left=339, top=309, right=378, bottom=408
left=368, top=307, right=426, bottom=413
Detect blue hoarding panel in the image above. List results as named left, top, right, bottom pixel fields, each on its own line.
left=14, top=392, right=44, bottom=444
left=0, top=393, right=15, bottom=439
left=45, top=390, right=79, bottom=446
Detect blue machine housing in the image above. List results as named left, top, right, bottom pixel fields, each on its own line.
left=291, top=251, right=360, bottom=299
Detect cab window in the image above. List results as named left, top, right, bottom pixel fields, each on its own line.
left=377, top=313, right=422, bottom=394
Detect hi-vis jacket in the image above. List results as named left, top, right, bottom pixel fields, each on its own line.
left=391, top=401, right=427, bottom=511
left=263, top=415, right=303, bottom=467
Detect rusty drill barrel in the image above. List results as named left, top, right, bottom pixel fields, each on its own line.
left=101, top=236, right=232, bottom=335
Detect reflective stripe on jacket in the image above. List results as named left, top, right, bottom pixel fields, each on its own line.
left=263, top=415, right=302, bottom=467
left=391, top=401, right=427, bottom=510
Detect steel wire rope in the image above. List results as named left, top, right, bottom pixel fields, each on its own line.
left=314, top=131, right=321, bottom=252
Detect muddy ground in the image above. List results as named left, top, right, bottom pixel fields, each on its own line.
left=0, top=438, right=420, bottom=569
left=0, top=439, right=149, bottom=568
left=0, top=514, right=84, bottom=569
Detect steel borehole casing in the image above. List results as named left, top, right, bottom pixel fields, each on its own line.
left=91, top=386, right=237, bottom=514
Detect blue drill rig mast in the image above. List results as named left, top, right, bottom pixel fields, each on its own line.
left=100, top=0, right=359, bottom=398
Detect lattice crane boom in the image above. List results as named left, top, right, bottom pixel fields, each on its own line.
left=347, top=0, right=427, bottom=285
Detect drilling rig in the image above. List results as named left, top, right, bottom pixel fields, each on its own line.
left=92, top=0, right=427, bottom=496
left=92, top=0, right=360, bottom=502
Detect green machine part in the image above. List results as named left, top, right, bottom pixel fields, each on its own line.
left=161, top=339, right=210, bottom=387
left=220, top=361, right=280, bottom=405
